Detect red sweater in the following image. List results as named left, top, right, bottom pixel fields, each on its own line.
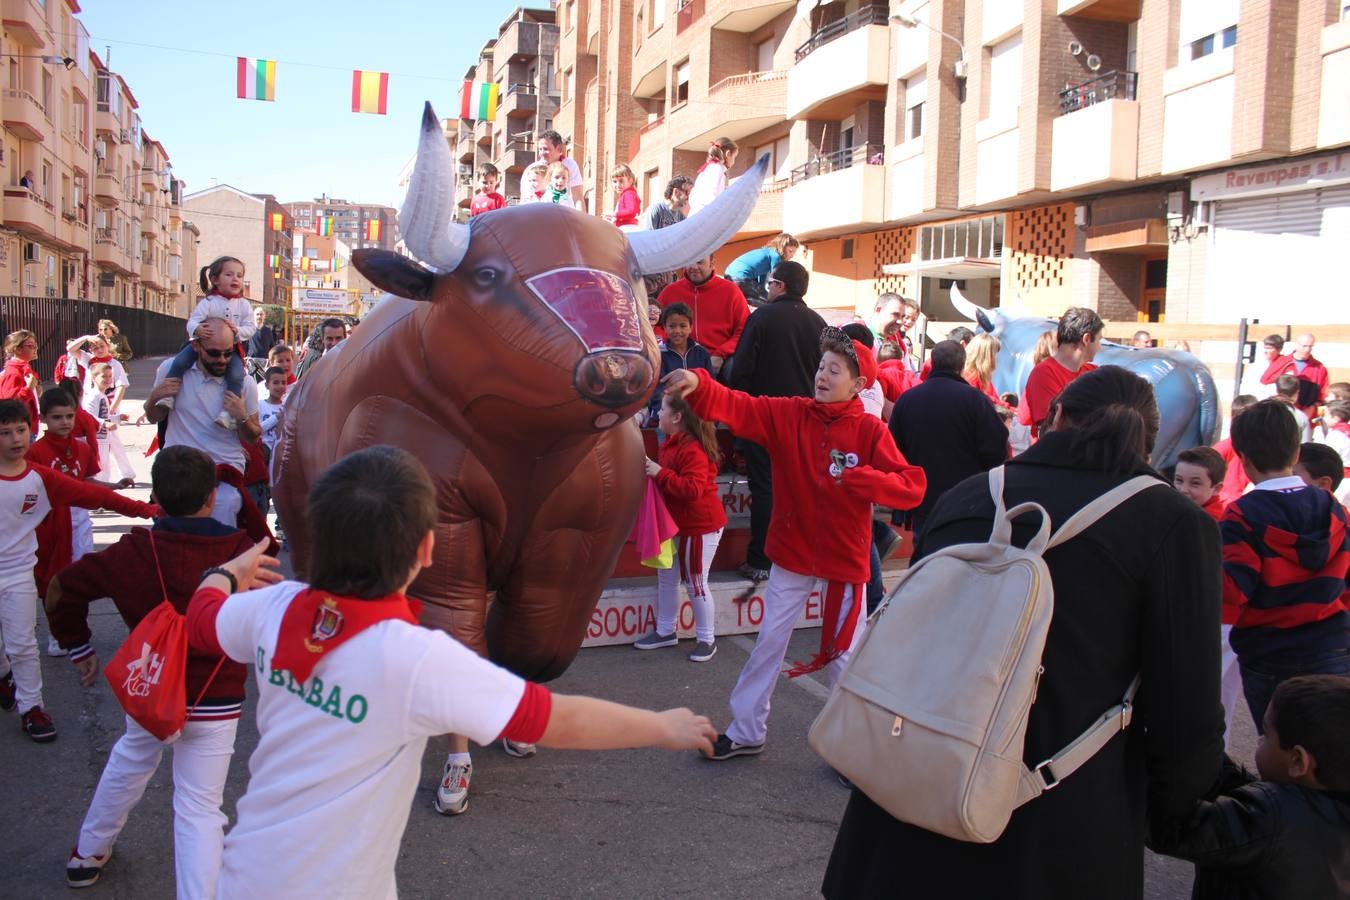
left=657, top=275, right=750, bottom=359
left=48, top=520, right=255, bottom=711
left=470, top=191, right=506, bottom=216
left=1214, top=438, right=1252, bottom=507
left=687, top=369, right=926, bottom=582
left=29, top=433, right=101, bottom=594
left=1260, top=354, right=1329, bottom=415
left=613, top=186, right=640, bottom=227
left=1018, top=357, right=1097, bottom=437
left=1201, top=493, right=1225, bottom=521
left=877, top=360, right=917, bottom=403
left=0, top=357, right=38, bottom=430
left=655, top=432, right=726, bottom=537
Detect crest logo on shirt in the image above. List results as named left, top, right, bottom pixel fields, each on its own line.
left=304, top=597, right=344, bottom=654
left=20, top=492, right=39, bottom=515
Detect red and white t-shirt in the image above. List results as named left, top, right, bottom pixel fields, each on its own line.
left=210, top=581, right=549, bottom=899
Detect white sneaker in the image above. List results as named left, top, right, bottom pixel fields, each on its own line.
left=46, top=636, right=68, bottom=657
left=214, top=410, right=237, bottom=430
left=502, top=738, right=537, bottom=758
left=434, top=758, right=471, bottom=815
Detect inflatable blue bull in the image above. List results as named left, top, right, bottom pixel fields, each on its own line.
left=949, top=289, right=1220, bottom=469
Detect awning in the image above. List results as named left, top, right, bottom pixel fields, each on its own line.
left=880, top=256, right=1002, bottom=279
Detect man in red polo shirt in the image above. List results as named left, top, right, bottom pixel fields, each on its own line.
left=1018, top=307, right=1103, bottom=439
left=1260, top=332, right=1329, bottom=418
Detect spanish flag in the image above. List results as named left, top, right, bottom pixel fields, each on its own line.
left=460, top=80, right=498, bottom=122
left=237, top=57, right=276, bottom=102
left=364, top=219, right=381, bottom=242
left=300, top=257, right=311, bottom=271
left=269, top=212, right=284, bottom=231
left=351, top=70, right=389, bottom=115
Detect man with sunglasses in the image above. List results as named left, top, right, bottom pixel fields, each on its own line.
left=145, top=319, right=261, bottom=530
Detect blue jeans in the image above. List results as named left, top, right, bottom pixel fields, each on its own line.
left=166, top=343, right=244, bottom=398
left=1240, top=649, right=1350, bottom=733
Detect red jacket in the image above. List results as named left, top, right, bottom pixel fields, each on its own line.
left=29, top=433, right=101, bottom=594
left=876, top=360, right=917, bottom=403
left=657, top=274, right=749, bottom=359
left=655, top=432, right=726, bottom=537
left=1214, top=438, right=1252, bottom=507
left=48, top=520, right=255, bottom=711
left=1260, top=354, right=1329, bottom=415
left=688, top=369, right=926, bottom=582
left=470, top=191, right=506, bottom=216
left=613, top=186, right=641, bottom=228
left=0, top=357, right=38, bottom=430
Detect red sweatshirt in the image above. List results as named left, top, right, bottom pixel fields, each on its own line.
left=613, top=186, right=640, bottom=228
left=876, top=360, right=917, bottom=403
left=687, top=369, right=926, bottom=583
left=1260, top=354, right=1329, bottom=416
left=657, top=274, right=750, bottom=359
left=0, top=357, right=38, bottom=430
left=655, top=432, right=727, bottom=537
left=1214, top=438, right=1252, bottom=507
left=29, top=433, right=101, bottom=594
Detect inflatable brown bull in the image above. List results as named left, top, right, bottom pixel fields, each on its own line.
left=272, top=103, right=768, bottom=681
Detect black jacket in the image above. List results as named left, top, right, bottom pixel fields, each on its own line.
left=726, top=293, right=824, bottom=398
left=1148, top=758, right=1350, bottom=900
left=247, top=325, right=278, bottom=359
left=824, top=430, right=1225, bottom=900
left=889, top=370, right=1009, bottom=524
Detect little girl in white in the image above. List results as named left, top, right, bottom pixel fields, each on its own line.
left=687, top=137, right=738, bottom=216
left=633, top=392, right=727, bottom=662
left=160, top=256, right=255, bottom=429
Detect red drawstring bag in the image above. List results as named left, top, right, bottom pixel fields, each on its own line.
left=103, top=534, right=224, bottom=741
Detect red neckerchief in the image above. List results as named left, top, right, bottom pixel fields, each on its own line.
left=89, top=354, right=113, bottom=366
left=1333, top=422, right=1350, bottom=438
left=786, top=580, right=865, bottom=678
left=272, top=587, right=421, bottom=682
left=212, top=288, right=243, bottom=300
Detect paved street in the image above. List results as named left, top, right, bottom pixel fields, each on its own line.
left=0, top=356, right=1255, bottom=899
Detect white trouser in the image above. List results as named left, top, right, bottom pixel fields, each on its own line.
left=726, top=565, right=864, bottom=746
left=1219, top=624, right=1242, bottom=750
left=211, top=483, right=242, bottom=530
left=655, top=529, right=723, bottom=644
left=78, top=715, right=238, bottom=899
left=0, top=574, right=42, bottom=712
left=99, top=430, right=136, bottom=481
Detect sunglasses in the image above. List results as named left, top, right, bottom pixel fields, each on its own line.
left=199, top=347, right=232, bottom=359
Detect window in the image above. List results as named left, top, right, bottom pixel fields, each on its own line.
left=1179, top=0, right=1237, bottom=61
left=984, top=33, right=1023, bottom=128
left=673, top=59, right=690, bottom=106
left=755, top=39, right=774, bottom=73
left=644, top=167, right=660, bottom=207
left=41, top=71, right=52, bottom=117
left=918, top=215, right=1004, bottom=261
left=904, top=72, right=926, bottom=143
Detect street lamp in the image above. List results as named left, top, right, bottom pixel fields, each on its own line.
left=11, top=54, right=77, bottom=70
left=891, top=13, right=968, bottom=80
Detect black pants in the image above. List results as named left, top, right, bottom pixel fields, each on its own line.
left=743, top=440, right=772, bottom=570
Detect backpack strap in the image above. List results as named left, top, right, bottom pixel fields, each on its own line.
left=1018, top=675, right=1141, bottom=803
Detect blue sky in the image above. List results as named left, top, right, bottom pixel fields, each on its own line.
left=77, top=0, right=518, bottom=207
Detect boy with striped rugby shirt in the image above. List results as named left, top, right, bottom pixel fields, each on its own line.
left=184, top=446, right=716, bottom=899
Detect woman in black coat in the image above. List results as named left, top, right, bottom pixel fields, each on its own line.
left=823, top=366, right=1226, bottom=900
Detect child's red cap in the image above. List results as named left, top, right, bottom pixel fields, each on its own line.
left=852, top=340, right=878, bottom=385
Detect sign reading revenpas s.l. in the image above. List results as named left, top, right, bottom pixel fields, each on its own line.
left=293, top=289, right=351, bottom=314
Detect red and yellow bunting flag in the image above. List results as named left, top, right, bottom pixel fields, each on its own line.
left=351, top=70, right=389, bottom=115
left=317, top=217, right=333, bottom=236
left=364, top=219, right=381, bottom=242
left=459, top=80, right=498, bottom=121
left=300, top=257, right=311, bottom=271
left=269, top=212, right=284, bottom=231
left=237, top=57, right=276, bottom=102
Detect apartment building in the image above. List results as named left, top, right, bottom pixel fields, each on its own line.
left=532, top=0, right=1348, bottom=360
left=283, top=196, right=398, bottom=253
left=450, top=7, right=562, bottom=213
left=180, top=185, right=294, bottom=306
left=0, top=3, right=183, bottom=311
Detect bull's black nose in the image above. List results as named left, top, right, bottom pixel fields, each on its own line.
left=574, top=351, right=653, bottom=408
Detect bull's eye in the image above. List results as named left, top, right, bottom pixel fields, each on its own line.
left=470, top=267, right=500, bottom=289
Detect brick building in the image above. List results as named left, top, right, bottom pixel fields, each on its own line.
left=282, top=197, right=398, bottom=253
left=180, top=185, right=294, bottom=307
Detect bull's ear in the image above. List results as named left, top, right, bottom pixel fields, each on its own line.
left=352, top=249, right=435, bottom=302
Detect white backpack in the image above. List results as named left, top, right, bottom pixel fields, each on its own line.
left=808, top=466, right=1160, bottom=843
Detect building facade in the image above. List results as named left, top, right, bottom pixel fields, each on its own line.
left=0, top=2, right=183, bottom=311
left=282, top=196, right=398, bottom=253
left=180, top=185, right=294, bottom=307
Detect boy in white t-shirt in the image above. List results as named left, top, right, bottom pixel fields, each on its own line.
left=257, top=366, right=286, bottom=461
left=184, top=445, right=715, bottom=899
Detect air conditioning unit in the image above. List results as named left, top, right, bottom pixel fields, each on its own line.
left=22, top=242, right=40, bottom=262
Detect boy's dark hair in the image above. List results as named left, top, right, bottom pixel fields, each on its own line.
left=476, top=162, right=499, bottom=179
left=1055, top=366, right=1159, bottom=473
left=1230, top=399, right=1299, bottom=474
left=264, top=366, right=287, bottom=382
left=658, top=302, right=693, bottom=328
left=771, top=260, right=808, bottom=297
left=307, top=445, right=437, bottom=598
left=876, top=341, right=900, bottom=362
left=319, top=317, right=345, bottom=334
left=820, top=326, right=861, bottom=378
left=945, top=326, right=974, bottom=345
left=663, top=175, right=693, bottom=199
left=1274, top=374, right=1300, bottom=400
left=39, top=389, right=76, bottom=417
left=538, top=129, right=564, bottom=148
left=840, top=322, right=874, bottom=349
left=1328, top=381, right=1350, bottom=402
left=1176, top=446, right=1226, bottom=488
left=1262, top=333, right=1285, bottom=352
left=151, top=445, right=220, bottom=516
left=1231, top=394, right=1258, bottom=417
left=930, top=340, right=966, bottom=375
left=1269, top=675, right=1350, bottom=791
left=1297, top=442, right=1344, bottom=490
left=1324, top=400, right=1350, bottom=424
left=1000, top=391, right=1019, bottom=407
left=0, top=398, right=30, bottom=426
left=1056, top=307, right=1104, bottom=346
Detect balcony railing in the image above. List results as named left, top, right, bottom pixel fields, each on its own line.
left=1059, top=69, right=1138, bottom=115
left=708, top=69, right=788, bottom=94
left=95, top=226, right=116, bottom=243
left=504, top=83, right=536, bottom=97
left=790, top=143, right=884, bottom=185
left=505, top=136, right=535, bottom=152
left=794, top=5, right=889, bottom=62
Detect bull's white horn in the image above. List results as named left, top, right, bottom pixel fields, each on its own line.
left=628, top=153, right=770, bottom=276
left=400, top=102, right=471, bottom=271
left=949, top=282, right=999, bottom=334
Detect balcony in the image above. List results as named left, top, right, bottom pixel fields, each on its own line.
left=94, top=104, right=120, bottom=137
left=1051, top=72, right=1140, bottom=191
left=675, top=0, right=704, bottom=36
left=93, top=228, right=125, bottom=270
left=738, top=179, right=788, bottom=237
left=457, top=132, right=476, bottom=164
left=499, top=83, right=537, bottom=119
left=494, top=19, right=541, bottom=61
left=670, top=70, right=787, bottom=151
left=3, top=186, right=54, bottom=238
left=497, top=136, right=537, bottom=172
left=708, top=0, right=795, bottom=33
left=474, top=117, right=492, bottom=147
left=1057, top=0, right=1140, bottom=21
left=783, top=144, right=886, bottom=239
left=1, top=0, right=47, bottom=46
left=2, top=89, right=47, bottom=141
left=94, top=168, right=120, bottom=207
left=787, top=9, right=889, bottom=119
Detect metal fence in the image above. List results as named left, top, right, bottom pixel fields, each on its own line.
left=0, top=295, right=186, bottom=378
left=1058, top=70, right=1138, bottom=115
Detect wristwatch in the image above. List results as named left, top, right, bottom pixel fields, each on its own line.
left=202, top=566, right=238, bottom=594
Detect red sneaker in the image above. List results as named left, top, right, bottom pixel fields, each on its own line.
left=21, top=705, right=57, bottom=742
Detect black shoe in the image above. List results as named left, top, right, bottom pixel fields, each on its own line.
left=21, top=705, right=57, bottom=742
left=708, top=733, right=764, bottom=760
left=736, top=563, right=769, bottom=582
left=875, top=527, right=902, bottom=563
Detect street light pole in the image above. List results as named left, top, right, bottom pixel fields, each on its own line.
left=890, top=13, right=968, bottom=80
